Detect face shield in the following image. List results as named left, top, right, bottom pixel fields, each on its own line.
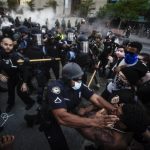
left=42, top=28, right=46, bottom=34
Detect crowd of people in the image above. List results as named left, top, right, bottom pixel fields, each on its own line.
left=0, top=14, right=150, bottom=150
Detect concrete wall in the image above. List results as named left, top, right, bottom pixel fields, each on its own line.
left=33, top=0, right=48, bottom=9
left=32, top=0, right=71, bottom=16
left=20, top=0, right=32, bottom=5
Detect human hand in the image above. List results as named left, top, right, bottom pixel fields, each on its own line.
left=94, top=113, right=119, bottom=128
left=0, top=74, right=8, bottom=82
left=0, top=135, right=15, bottom=150
left=21, top=83, right=28, bottom=92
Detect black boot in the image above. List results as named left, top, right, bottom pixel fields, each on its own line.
left=0, top=86, right=8, bottom=92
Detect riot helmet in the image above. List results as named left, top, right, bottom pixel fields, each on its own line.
left=62, top=62, right=84, bottom=80
left=18, top=26, right=29, bottom=34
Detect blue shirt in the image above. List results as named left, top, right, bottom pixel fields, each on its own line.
left=47, top=80, right=94, bottom=111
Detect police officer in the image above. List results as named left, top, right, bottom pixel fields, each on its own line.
left=45, top=31, right=61, bottom=79
left=43, top=62, right=119, bottom=150
left=0, top=37, right=35, bottom=112
left=18, top=27, right=49, bottom=104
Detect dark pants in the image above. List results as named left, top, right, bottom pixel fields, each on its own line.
left=42, top=115, right=70, bottom=150
left=49, top=61, right=60, bottom=79
left=7, top=77, right=34, bottom=106
left=34, top=68, right=48, bottom=102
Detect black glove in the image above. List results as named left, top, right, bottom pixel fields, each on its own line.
left=23, top=57, right=30, bottom=65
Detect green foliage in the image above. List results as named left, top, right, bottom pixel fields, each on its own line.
left=79, top=0, right=95, bottom=17
left=144, top=0, right=150, bottom=20
left=97, top=0, right=150, bottom=21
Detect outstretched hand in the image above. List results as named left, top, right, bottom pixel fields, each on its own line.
left=93, top=109, right=119, bottom=128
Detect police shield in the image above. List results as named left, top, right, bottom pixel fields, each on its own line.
left=33, top=34, right=43, bottom=46
left=67, top=32, right=74, bottom=42
left=80, top=41, right=89, bottom=53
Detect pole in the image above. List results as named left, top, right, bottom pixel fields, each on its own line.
left=88, top=61, right=100, bottom=88
left=17, top=58, right=61, bottom=64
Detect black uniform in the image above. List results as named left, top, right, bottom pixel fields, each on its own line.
left=43, top=79, right=94, bottom=150
left=0, top=47, right=35, bottom=111
left=28, top=45, right=49, bottom=103
left=46, top=40, right=61, bottom=79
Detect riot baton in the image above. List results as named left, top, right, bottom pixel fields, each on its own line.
left=88, top=61, right=101, bottom=88
left=17, top=58, right=61, bottom=64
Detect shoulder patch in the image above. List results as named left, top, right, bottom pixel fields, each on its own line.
left=54, top=97, right=62, bottom=103
left=51, top=86, right=61, bottom=94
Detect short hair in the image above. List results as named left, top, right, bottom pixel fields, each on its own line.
left=1, top=37, right=13, bottom=42
left=117, top=45, right=125, bottom=50
left=120, top=104, right=150, bottom=133
left=127, top=41, right=143, bottom=53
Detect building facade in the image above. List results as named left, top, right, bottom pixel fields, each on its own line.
left=20, top=0, right=108, bottom=16
left=20, top=0, right=32, bottom=5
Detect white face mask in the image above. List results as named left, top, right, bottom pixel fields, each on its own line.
left=72, top=81, right=82, bottom=90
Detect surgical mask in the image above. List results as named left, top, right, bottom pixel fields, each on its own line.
left=124, top=52, right=138, bottom=64
left=72, top=81, right=82, bottom=90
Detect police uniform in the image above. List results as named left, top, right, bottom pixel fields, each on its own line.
left=0, top=47, right=35, bottom=111
left=44, top=79, right=94, bottom=150
left=46, top=40, right=61, bottom=79
left=48, top=79, right=93, bottom=110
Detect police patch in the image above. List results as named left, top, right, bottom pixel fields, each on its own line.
left=54, top=97, right=62, bottom=103
left=51, top=87, right=61, bottom=94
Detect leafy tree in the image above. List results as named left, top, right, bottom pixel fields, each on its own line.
left=45, top=0, right=58, bottom=13
left=7, top=0, right=20, bottom=10
left=97, top=0, right=150, bottom=28
left=79, top=0, right=95, bottom=17
left=143, top=0, right=150, bottom=21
